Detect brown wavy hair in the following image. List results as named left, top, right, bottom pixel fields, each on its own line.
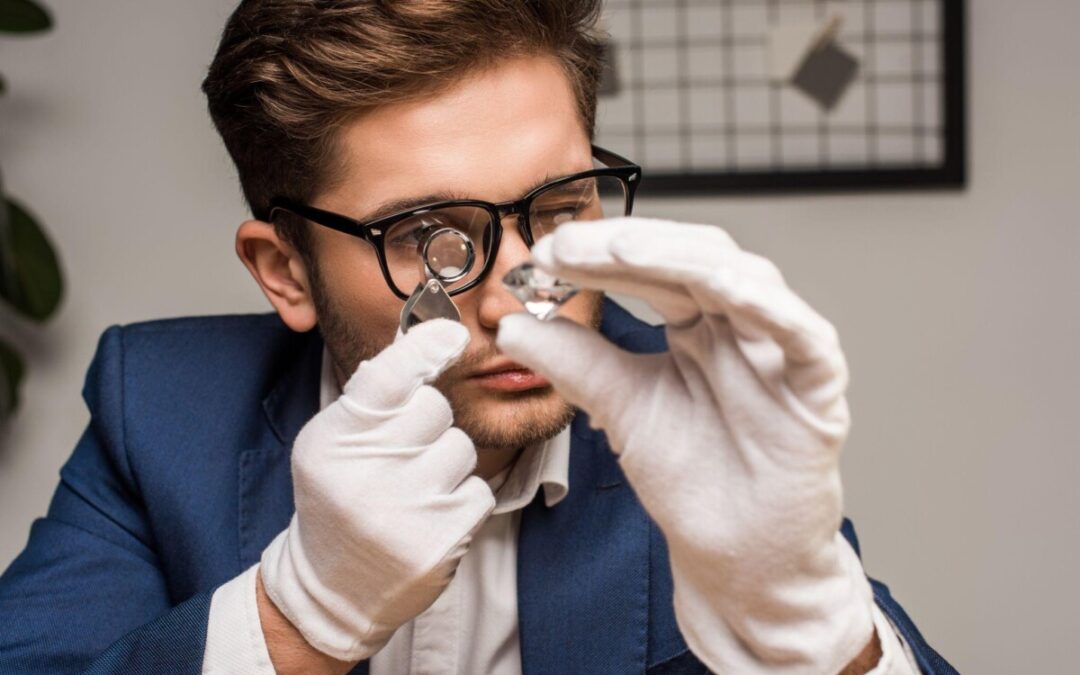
left=202, top=0, right=607, bottom=249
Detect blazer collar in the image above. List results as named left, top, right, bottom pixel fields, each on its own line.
left=261, top=327, right=323, bottom=448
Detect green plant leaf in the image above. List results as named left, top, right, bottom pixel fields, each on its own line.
left=0, top=197, right=63, bottom=321
left=0, top=0, right=52, bottom=33
left=0, top=337, right=24, bottom=417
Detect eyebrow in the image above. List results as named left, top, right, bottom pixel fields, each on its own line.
left=355, top=169, right=589, bottom=223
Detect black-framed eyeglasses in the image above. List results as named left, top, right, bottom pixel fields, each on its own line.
left=267, top=144, right=641, bottom=301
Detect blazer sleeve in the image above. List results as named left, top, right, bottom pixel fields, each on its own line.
left=640, top=520, right=957, bottom=675
left=0, top=326, right=212, bottom=674
left=840, top=520, right=959, bottom=675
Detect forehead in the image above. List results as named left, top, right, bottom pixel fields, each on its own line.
left=322, top=54, right=593, bottom=213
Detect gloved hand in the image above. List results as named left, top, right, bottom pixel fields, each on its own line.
left=260, top=319, right=496, bottom=661
left=496, top=218, right=876, bottom=674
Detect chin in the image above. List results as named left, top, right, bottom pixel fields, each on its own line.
left=447, top=384, right=573, bottom=450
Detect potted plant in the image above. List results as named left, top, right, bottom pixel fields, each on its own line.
left=0, top=0, right=63, bottom=420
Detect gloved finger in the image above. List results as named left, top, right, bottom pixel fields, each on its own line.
left=618, top=241, right=842, bottom=369
left=662, top=263, right=850, bottom=427
left=453, top=474, right=498, bottom=530
left=343, top=319, right=470, bottom=411
left=496, top=313, right=644, bottom=430
left=413, top=426, right=481, bottom=494
left=531, top=218, right=741, bottom=326
left=606, top=227, right=784, bottom=289
left=723, top=280, right=843, bottom=369
left=533, top=219, right=845, bottom=399
left=337, top=383, right=455, bottom=446
left=423, top=475, right=496, bottom=579
left=558, top=221, right=780, bottom=310
left=591, top=225, right=849, bottom=409
left=566, top=223, right=838, bottom=363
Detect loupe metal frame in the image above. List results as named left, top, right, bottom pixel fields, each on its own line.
left=419, top=226, right=474, bottom=285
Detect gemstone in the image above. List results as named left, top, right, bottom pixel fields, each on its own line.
left=502, top=263, right=579, bottom=321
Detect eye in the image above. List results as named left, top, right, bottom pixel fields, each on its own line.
left=533, top=197, right=594, bottom=225
left=387, top=215, right=447, bottom=248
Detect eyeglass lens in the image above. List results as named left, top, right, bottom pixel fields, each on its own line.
left=384, top=175, right=628, bottom=295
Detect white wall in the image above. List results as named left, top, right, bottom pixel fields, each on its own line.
left=2, top=1, right=1078, bottom=672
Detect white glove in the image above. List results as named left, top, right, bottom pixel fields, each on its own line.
left=260, top=319, right=496, bottom=661
left=496, top=218, right=875, bottom=674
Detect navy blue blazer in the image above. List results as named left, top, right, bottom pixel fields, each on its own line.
left=0, top=299, right=956, bottom=674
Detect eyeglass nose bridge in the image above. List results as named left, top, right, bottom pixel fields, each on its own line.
left=492, top=197, right=536, bottom=247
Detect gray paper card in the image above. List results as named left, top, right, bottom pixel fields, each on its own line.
left=791, top=40, right=860, bottom=111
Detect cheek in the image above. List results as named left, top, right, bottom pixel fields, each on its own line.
left=319, top=240, right=403, bottom=341
left=558, top=289, right=605, bottom=328
left=336, top=287, right=400, bottom=343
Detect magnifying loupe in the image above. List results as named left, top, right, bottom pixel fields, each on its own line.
left=399, top=227, right=474, bottom=334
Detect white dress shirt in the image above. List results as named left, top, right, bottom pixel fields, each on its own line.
left=203, top=348, right=920, bottom=674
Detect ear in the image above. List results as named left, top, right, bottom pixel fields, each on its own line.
left=235, top=219, right=318, bottom=332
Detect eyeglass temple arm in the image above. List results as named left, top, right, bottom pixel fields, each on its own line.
left=591, top=144, right=637, bottom=170
left=590, top=145, right=642, bottom=216
left=268, top=198, right=374, bottom=241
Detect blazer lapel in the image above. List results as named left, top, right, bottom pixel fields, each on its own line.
left=237, top=328, right=322, bottom=569
left=235, top=329, right=374, bottom=675
left=517, top=412, right=651, bottom=675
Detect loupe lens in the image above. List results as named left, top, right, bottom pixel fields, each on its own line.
left=422, top=227, right=475, bottom=283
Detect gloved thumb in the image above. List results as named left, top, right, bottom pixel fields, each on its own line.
left=497, top=313, right=642, bottom=429
left=344, top=318, right=470, bottom=410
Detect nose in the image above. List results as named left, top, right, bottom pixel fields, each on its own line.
left=474, top=213, right=533, bottom=331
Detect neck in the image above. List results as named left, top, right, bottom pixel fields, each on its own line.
left=475, top=445, right=523, bottom=481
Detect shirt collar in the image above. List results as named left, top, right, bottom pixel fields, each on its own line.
left=318, top=347, right=569, bottom=513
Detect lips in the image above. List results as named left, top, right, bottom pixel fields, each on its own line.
left=469, top=360, right=550, bottom=392
left=470, top=359, right=529, bottom=378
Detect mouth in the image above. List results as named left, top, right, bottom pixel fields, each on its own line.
left=469, top=360, right=550, bottom=392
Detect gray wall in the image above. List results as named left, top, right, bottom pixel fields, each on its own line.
left=2, top=1, right=1078, bottom=671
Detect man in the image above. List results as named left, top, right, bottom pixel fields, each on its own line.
left=0, top=1, right=956, bottom=673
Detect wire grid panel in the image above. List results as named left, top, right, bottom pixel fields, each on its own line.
left=595, top=0, right=965, bottom=193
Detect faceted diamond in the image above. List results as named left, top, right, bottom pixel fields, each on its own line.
left=502, top=263, right=579, bottom=321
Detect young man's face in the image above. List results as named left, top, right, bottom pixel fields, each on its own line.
left=302, top=54, right=603, bottom=454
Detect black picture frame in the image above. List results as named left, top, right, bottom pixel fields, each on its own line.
left=621, top=0, right=967, bottom=197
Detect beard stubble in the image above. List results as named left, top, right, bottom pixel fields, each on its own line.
left=311, top=269, right=604, bottom=452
